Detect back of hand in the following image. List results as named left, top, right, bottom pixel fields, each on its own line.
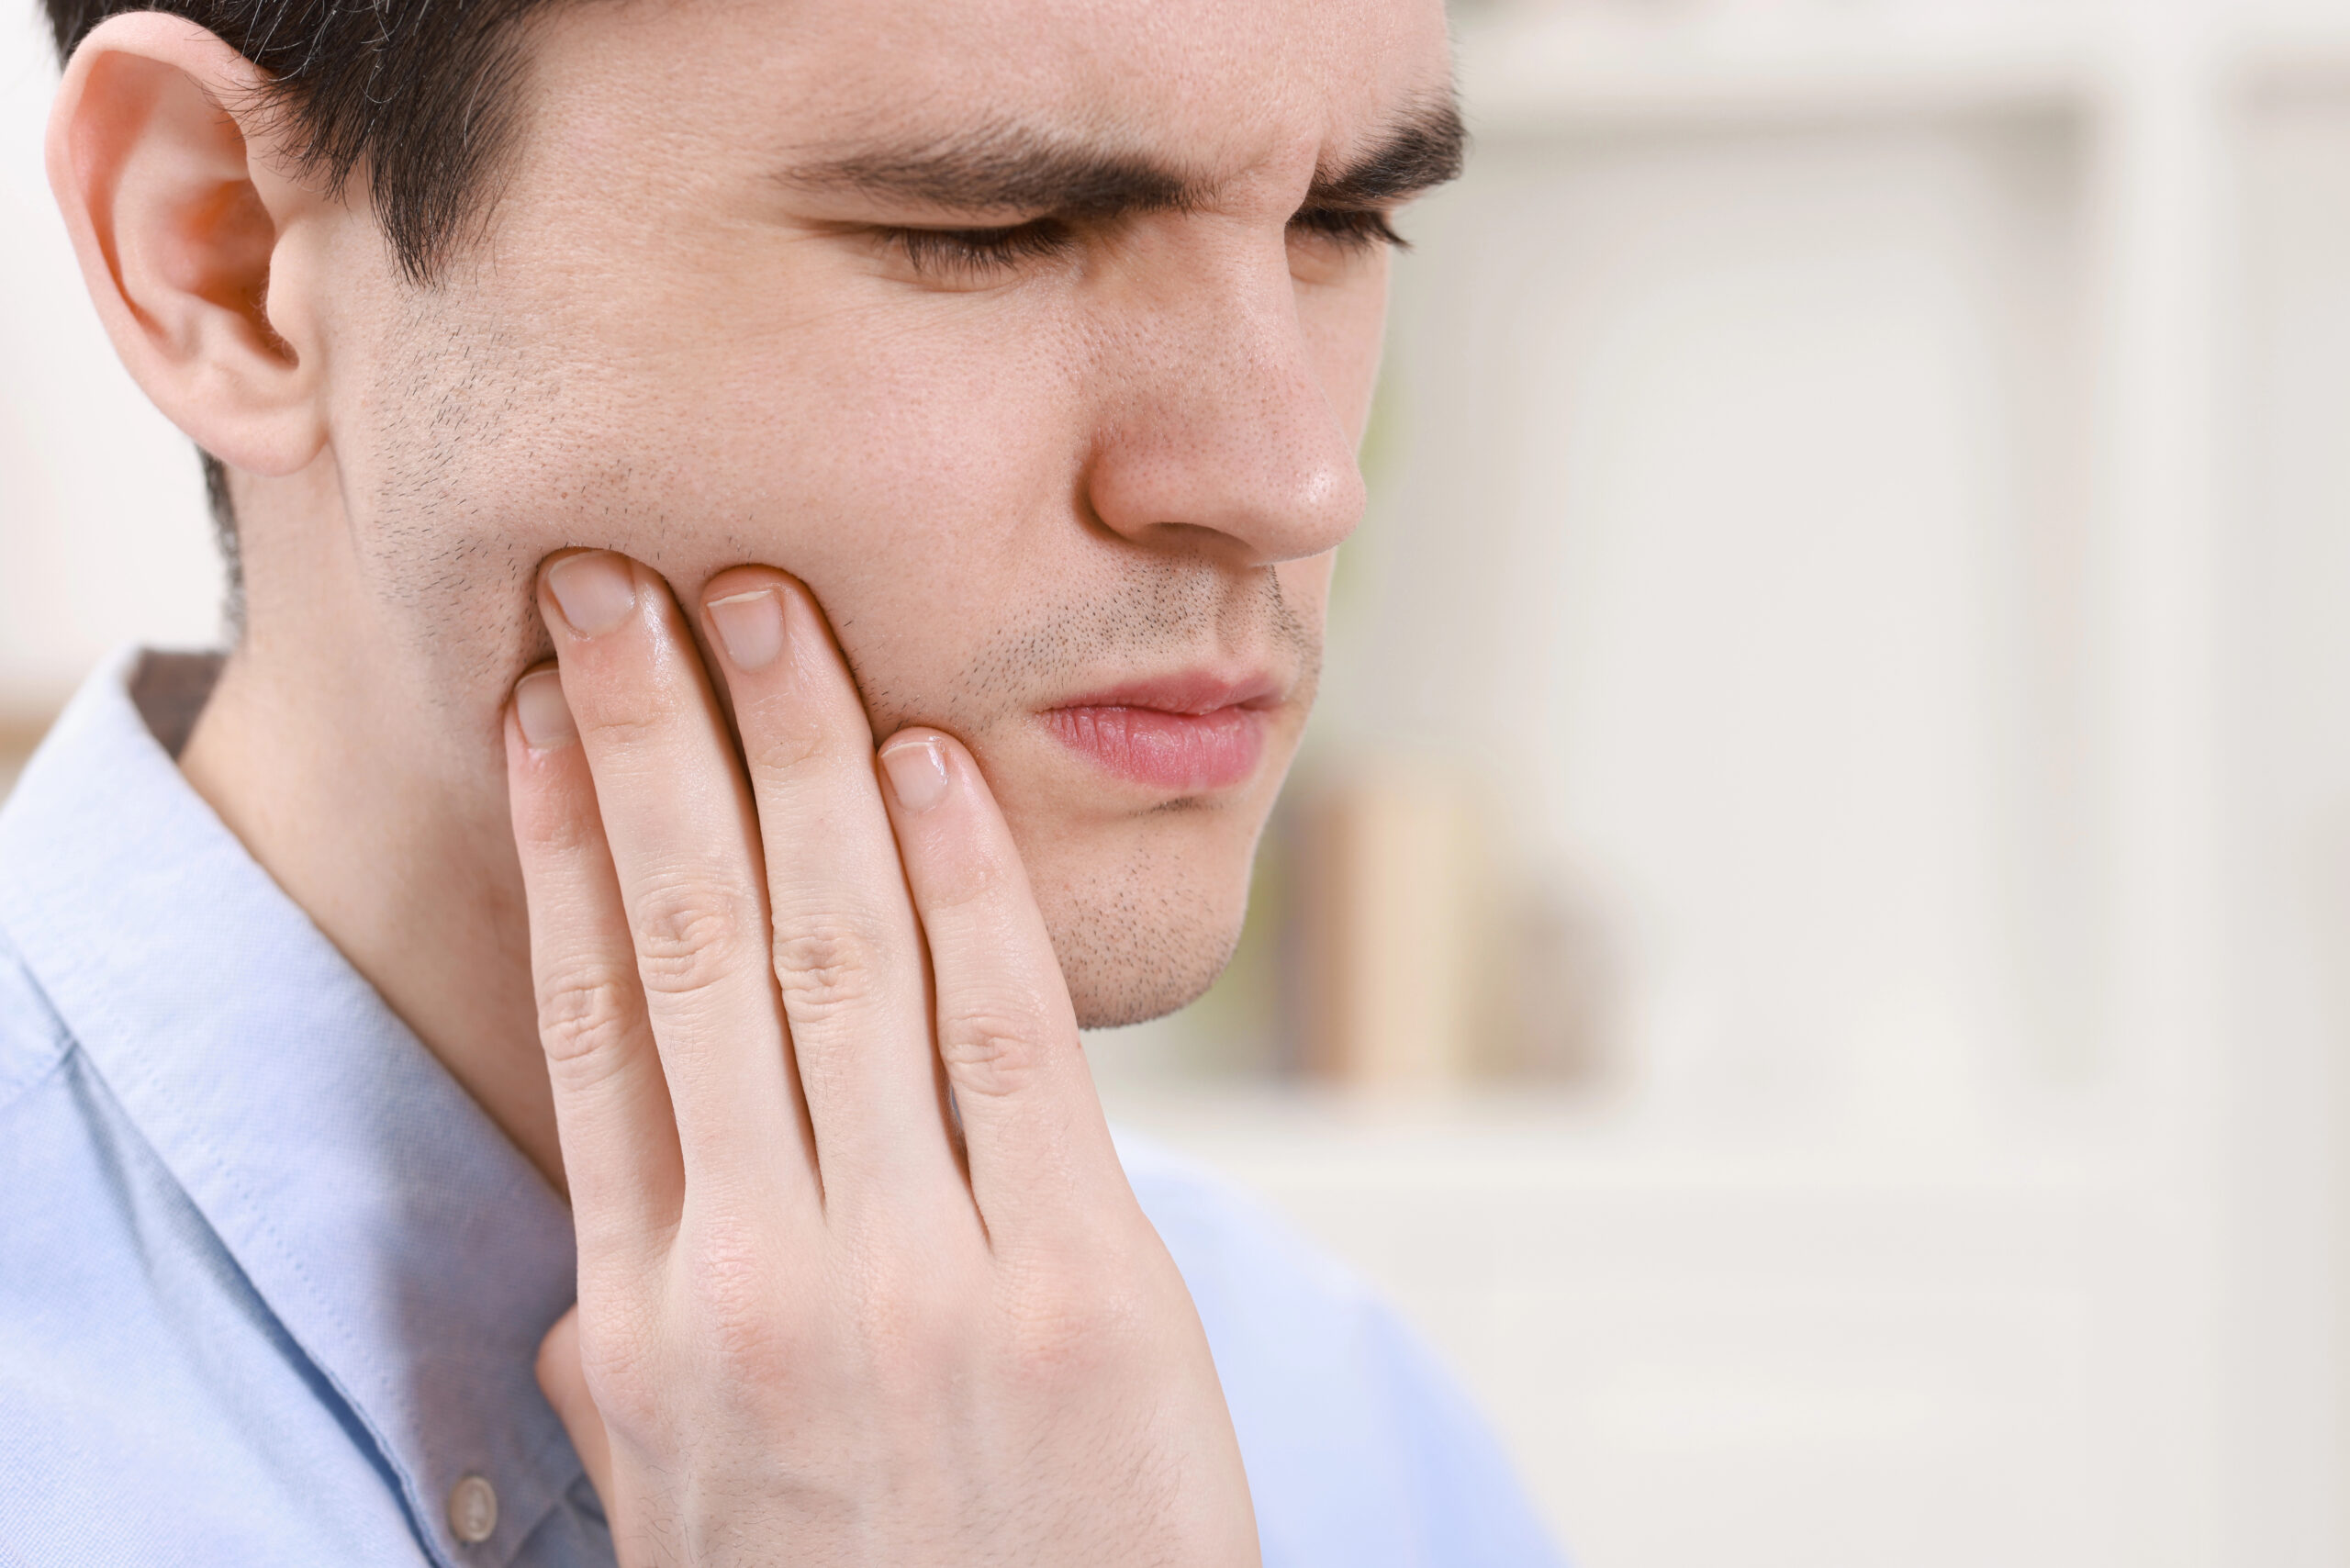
left=504, top=551, right=1259, bottom=1567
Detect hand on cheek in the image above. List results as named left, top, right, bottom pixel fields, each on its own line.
left=502, top=550, right=1259, bottom=1567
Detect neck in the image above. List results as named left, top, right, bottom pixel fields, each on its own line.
left=176, top=470, right=565, bottom=1193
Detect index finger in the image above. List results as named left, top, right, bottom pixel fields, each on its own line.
left=504, top=670, right=685, bottom=1267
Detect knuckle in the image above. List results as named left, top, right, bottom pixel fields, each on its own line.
left=512, top=792, right=594, bottom=858
left=1000, top=1271, right=1126, bottom=1388
left=681, top=1219, right=800, bottom=1380
left=577, top=702, right=678, bottom=754
left=569, top=1297, right=668, bottom=1430
left=743, top=717, right=838, bottom=783
left=535, top=965, right=639, bottom=1072
left=922, top=837, right=1011, bottom=913
left=628, top=874, right=755, bottom=996
left=581, top=1316, right=653, bottom=1391
left=771, top=919, right=884, bottom=1017
left=936, top=1004, right=1047, bottom=1097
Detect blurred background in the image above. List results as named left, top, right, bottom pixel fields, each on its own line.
left=10, top=0, right=2350, bottom=1561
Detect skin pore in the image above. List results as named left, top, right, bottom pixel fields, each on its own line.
left=62, top=0, right=1459, bottom=1191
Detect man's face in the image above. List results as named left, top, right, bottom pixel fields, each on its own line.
left=311, top=0, right=1456, bottom=1026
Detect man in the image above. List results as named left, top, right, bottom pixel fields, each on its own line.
left=0, top=0, right=1560, bottom=1562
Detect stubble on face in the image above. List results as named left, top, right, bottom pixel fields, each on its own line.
left=350, top=278, right=1327, bottom=1030
left=315, top=0, right=1444, bottom=1032
left=869, top=559, right=1324, bottom=1027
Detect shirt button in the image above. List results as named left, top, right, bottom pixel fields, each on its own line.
left=448, top=1473, right=499, bottom=1544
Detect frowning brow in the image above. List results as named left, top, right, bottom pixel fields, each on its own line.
left=775, top=99, right=1467, bottom=220
left=777, top=126, right=1195, bottom=218
left=1309, top=101, right=1467, bottom=208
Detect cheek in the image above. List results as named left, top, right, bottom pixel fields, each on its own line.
left=362, top=268, right=1100, bottom=637
left=1300, top=265, right=1392, bottom=444
left=498, top=270, right=1115, bottom=729
left=662, top=299, right=1092, bottom=585
left=1277, top=552, right=1337, bottom=623
left=562, top=241, right=1100, bottom=589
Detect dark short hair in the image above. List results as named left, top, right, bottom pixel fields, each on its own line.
left=43, top=0, right=543, bottom=282
left=43, top=0, right=554, bottom=615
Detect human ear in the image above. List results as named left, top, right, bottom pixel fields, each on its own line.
left=45, top=13, right=328, bottom=477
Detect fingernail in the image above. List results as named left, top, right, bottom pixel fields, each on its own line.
left=880, top=735, right=949, bottom=812
left=707, top=588, right=786, bottom=670
left=544, top=553, right=636, bottom=638
left=514, top=669, right=576, bottom=749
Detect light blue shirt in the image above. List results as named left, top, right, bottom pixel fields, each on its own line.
left=0, top=650, right=1562, bottom=1568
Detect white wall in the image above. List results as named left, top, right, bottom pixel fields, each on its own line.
left=0, top=5, right=220, bottom=724
left=1329, top=115, right=2094, bottom=1131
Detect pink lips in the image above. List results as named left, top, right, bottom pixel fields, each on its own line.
left=1043, top=673, right=1279, bottom=795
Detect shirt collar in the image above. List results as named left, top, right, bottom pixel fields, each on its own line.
left=0, top=648, right=583, bottom=1565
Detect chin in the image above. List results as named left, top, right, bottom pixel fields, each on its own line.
left=1035, top=834, right=1254, bottom=1031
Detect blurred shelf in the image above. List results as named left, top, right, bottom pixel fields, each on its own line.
left=1456, top=11, right=2099, bottom=136
left=1101, top=1081, right=2198, bottom=1562
left=1100, top=1081, right=2154, bottom=1198
left=0, top=700, right=56, bottom=763
left=2235, top=15, right=2350, bottom=96
left=0, top=688, right=61, bottom=802
left=1455, top=7, right=2350, bottom=136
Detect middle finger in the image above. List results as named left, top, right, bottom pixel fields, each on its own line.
left=539, top=550, right=818, bottom=1219
left=698, top=566, right=967, bottom=1220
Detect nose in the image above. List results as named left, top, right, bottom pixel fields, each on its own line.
left=1081, top=240, right=1370, bottom=567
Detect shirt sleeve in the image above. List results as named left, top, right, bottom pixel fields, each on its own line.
left=1118, top=1132, right=1569, bottom=1568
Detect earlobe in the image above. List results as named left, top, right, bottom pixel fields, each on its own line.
left=45, top=14, right=329, bottom=478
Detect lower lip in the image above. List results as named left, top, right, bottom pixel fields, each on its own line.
left=1044, top=704, right=1270, bottom=794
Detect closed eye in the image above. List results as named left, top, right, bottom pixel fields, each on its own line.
left=1288, top=207, right=1408, bottom=252
left=883, top=219, right=1077, bottom=281
left=874, top=204, right=1404, bottom=285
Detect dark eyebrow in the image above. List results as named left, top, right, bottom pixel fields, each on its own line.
left=776, top=125, right=1197, bottom=220
left=1306, top=100, right=1468, bottom=209
left=775, top=95, right=1467, bottom=223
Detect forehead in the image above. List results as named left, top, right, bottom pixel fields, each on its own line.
left=541, top=0, right=1454, bottom=180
